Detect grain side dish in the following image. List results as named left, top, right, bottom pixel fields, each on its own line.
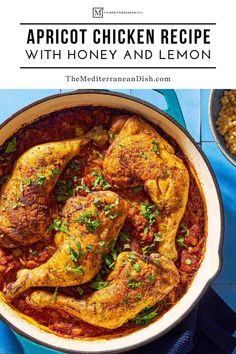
left=0, top=106, right=206, bottom=339
left=216, top=89, right=236, bottom=155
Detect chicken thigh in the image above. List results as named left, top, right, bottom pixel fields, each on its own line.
left=0, top=137, right=89, bottom=248
left=5, top=191, right=129, bottom=299
left=27, top=251, right=179, bottom=329
left=103, top=117, right=190, bottom=260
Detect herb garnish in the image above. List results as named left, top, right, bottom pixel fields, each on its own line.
left=25, top=178, right=31, bottom=186
left=185, top=258, right=192, bottom=265
left=176, top=235, right=187, bottom=247
left=141, top=203, right=160, bottom=225
left=52, top=168, right=61, bottom=176
left=148, top=274, right=156, bottom=282
left=127, top=278, right=144, bottom=289
left=136, top=294, right=142, bottom=300
left=152, top=140, right=160, bottom=155
left=65, top=265, right=84, bottom=275
left=68, top=242, right=84, bottom=262
left=50, top=287, right=59, bottom=303
left=77, top=178, right=91, bottom=193
left=180, top=224, right=190, bottom=236
left=75, top=211, right=101, bottom=232
left=48, top=218, right=70, bottom=235
left=119, top=232, right=130, bottom=242
left=91, top=171, right=111, bottom=190
left=37, top=174, right=46, bottom=186
left=123, top=295, right=131, bottom=304
left=93, top=150, right=104, bottom=160
left=90, top=281, right=109, bottom=290
left=133, top=262, right=141, bottom=272
left=5, top=138, right=17, bottom=153
left=76, top=286, right=84, bottom=296
left=133, top=306, right=157, bottom=326
left=55, top=179, right=73, bottom=202
left=132, top=186, right=143, bottom=193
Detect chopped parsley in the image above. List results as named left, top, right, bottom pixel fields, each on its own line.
left=37, top=174, right=46, bottom=186
left=163, top=170, right=169, bottom=177
left=25, top=178, right=31, bottom=186
left=136, top=294, right=142, bottom=300
left=132, top=186, right=143, bottom=193
left=180, top=224, right=190, bottom=236
left=102, top=249, right=117, bottom=271
left=127, top=278, right=144, bottom=289
left=119, top=232, right=130, bottom=242
left=103, top=198, right=120, bottom=219
left=68, top=242, right=84, bottom=262
left=133, top=262, right=141, bottom=272
left=90, top=281, right=109, bottom=290
left=76, top=286, right=84, bottom=296
left=98, top=240, right=106, bottom=248
left=48, top=218, right=70, bottom=235
left=127, top=253, right=137, bottom=263
left=176, top=235, right=187, bottom=247
left=154, top=232, right=162, bottom=242
left=152, top=140, right=160, bottom=155
left=51, top=168, right=61, bottom=176
left=55, top=179, right=73, bottom=202
left=185, top=258, right=192, bottom=265
left=108, top=131, right=117, bottom=141
left=65, top=265, right=84, bottom=275
left=50, top=287, right=59, bottom=304
left=93, top=197, right=101, bottom=208
left=75, top=211, right=101, bottom=232
left=123, top=295, right=131, bottom=304
left=91, top=170, right=111, bottom=190
left=86, top=244, right=94, bottom=251
left=133, top=307, right=158, bottom=326
left=31, top=250, right=39, bottom=257
left=93, top=150, right=104, bottom=160
left=148, top=274, right=156, bottom=282
left=5, top=138, right=17, bottom=153
left=141, top=203, right=160, bottom=225
left=77, top=178, right=90, bottom=193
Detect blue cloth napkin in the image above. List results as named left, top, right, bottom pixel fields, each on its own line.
left=0, top=288, right=235, bottom=354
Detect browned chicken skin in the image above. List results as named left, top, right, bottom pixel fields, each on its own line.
left=4, top=191, right=129, bottom=299
left=0, top=137, right=89, bottom=248
left=27, top=251, right=179, bottom=329
left=103, top=117, right=190, bottom=260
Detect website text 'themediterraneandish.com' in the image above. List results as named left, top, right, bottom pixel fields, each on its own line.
left=65, top=75, right=171, bottom=83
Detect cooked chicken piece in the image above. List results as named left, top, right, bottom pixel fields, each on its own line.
left=0, top=137, right=89, bottom=248
left=103, top=117, right=189, bottom=260
left=5, top=191, right=129, bottom=299
left=0, top=127, right=107, bottom=248
left=27, top=251, right=179, bottom=329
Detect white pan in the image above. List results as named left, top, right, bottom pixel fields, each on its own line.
left=0, top=90, right=223, bottom=353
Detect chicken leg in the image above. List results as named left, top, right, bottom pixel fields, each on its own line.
left=27, top=251, right=179, bottom=329
left=5, top=191, right=129, bottom=299
left=0, top=136, right=91, bottom=248
left=103, top=117, right=189, bottom=260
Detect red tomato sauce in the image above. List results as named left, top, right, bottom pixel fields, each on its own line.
left=0, top=106, right=206, bottom=339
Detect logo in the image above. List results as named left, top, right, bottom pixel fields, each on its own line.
left=92, top=7, right=104, bottom=18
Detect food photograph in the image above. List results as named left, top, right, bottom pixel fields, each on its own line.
left=0, top=89, right=235, bottom=354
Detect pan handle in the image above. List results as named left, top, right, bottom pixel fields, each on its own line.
left=153, top=89, right=186, bottom=129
